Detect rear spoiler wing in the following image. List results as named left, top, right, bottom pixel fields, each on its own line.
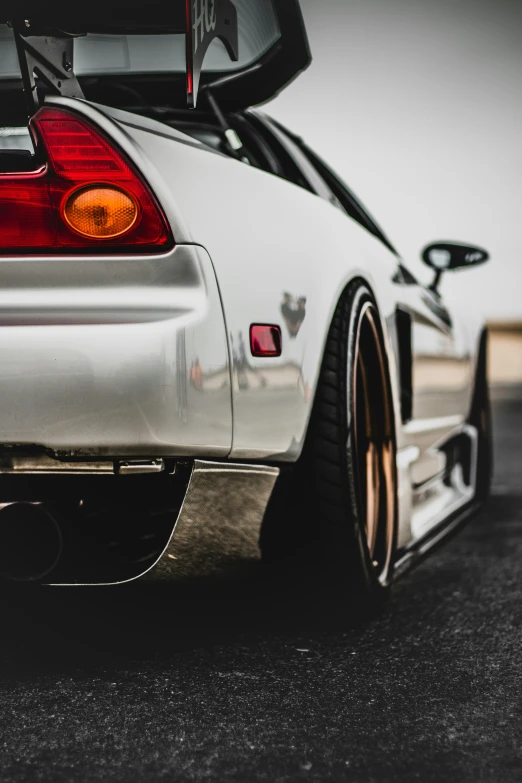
left=3, top=0, right=311, bottom=115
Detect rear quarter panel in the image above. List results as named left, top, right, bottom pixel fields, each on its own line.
left=161, top=153, right=404, bottom=461
left=50, top=97, right=405, bottom=462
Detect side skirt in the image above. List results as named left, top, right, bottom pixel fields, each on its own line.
left=394, top=499, right=481, bottom=579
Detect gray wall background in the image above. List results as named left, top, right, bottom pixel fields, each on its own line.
left=268, top=0, right=522, bottom=321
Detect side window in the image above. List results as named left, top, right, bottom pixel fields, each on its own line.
left=251, top=114, right=397, bottom=255
left=244, top=113, right=315, bottom=193
left=394, top=264, right=419, bottom=286
left=260, top=117, right=343, bottom=209
left=298, top=141, right=398, bottom=255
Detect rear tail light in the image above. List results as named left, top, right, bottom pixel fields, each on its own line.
left=0, top=107, right=173, bottom=254
left=62, top=184, right=139, bottom=239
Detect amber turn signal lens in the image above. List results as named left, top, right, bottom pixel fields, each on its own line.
left=62, top=184, right=139, bottom=239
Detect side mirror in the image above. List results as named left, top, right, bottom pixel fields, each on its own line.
left=421, top=242, right=489, bottom=295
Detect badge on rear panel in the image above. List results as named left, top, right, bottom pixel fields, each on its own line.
left=186, top=0, right=239, bottom=108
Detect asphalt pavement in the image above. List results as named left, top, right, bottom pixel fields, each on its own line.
left=1, top=391, right=521, bottom=782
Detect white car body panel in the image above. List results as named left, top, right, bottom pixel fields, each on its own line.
left=0, top=95, right=485, bottom=558
left=0, top=243, right=232, bottom=456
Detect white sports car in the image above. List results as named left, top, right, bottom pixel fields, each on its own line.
left=0, top=0, right=491, bottom=612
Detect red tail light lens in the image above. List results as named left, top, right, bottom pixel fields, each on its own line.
left=0, top=107, right=173, bottom=254
left=36, top=115, right=127, bottom=174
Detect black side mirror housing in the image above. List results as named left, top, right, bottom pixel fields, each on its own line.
left=421, top=242, right=489, bottom=294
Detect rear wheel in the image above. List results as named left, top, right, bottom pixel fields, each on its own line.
left=261, top=281, right=398, bottom=613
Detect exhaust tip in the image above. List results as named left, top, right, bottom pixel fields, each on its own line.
left=0, top=502, right=63, bottom=582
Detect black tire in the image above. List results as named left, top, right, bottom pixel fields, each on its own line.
left=470, top=329, right=493, bottom=502
left=261, top=280, right=398, bottom=613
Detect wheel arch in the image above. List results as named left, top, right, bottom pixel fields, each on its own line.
left=295, top=271, right=403, bottom=466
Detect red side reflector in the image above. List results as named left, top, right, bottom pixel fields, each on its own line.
left=250, top=325, right=282, bottom=357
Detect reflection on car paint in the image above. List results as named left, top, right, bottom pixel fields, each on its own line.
left=281, top=292, right=307, bottom=338
left=230, top=331, right=251, bottom=390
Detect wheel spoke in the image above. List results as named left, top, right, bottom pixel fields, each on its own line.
left=365, top=442, right=380, bottom=558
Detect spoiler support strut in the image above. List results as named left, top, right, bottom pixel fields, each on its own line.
left=12, top=24, right=84, bottom=118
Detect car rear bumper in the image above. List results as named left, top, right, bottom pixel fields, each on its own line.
left=0, top=245, right=232, bottom=459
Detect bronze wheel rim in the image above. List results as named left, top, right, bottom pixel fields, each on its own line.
left=352, top=302, right=396, bottom=585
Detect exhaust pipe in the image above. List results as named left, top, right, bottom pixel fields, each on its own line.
left=0, top=502, right=63, bottom=582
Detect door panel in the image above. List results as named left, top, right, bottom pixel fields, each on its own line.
left=394, top=282, right=472, bottom=486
